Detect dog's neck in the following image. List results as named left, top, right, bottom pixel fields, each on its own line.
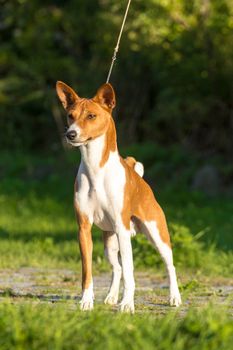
left=79, top=117, right=118, bottom=175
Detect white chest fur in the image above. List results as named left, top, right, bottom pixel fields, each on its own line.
left=75, top=136, right=126, bottom=232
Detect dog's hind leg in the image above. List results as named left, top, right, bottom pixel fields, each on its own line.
left=141, top=220, right=182, bottom=307
left=103, top=231, right=122, bottom=305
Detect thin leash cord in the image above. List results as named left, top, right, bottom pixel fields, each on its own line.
left=106, top=0, right=132, bottom=83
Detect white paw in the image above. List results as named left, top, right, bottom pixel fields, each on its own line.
left=118, top=299, right=135, bottom=313
left=80, top=298, right=94, bottom=311
left=80, top=286, right=94, bottom=311
left=104, top=292, right=118, bottom=305
left=170, top=292, right=182, bottom=307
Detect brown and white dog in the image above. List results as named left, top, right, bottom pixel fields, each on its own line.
left=56, top=81, right=181, bottom=312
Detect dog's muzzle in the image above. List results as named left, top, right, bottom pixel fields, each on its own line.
left=66, top=130, right=77, bottom=141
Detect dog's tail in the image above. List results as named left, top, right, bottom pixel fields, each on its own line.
left=124, top=156, right=144, bottom=177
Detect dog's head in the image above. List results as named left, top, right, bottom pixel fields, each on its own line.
left=56, top=81, right=116, bottom=146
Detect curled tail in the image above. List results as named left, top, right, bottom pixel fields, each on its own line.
left=124, top=156, right=144, bottom=177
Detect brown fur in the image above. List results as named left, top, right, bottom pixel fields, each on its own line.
left=99, top=117, right=117, bottom=167
left=74, top=182, right=93, bottom=289
left=124, top=156, right=137, bottom=168
left=57, top=81, right=171, bottom=294
left=68, top=99, right=111, bottom=145
left=120, top=158, right=171, bottom=246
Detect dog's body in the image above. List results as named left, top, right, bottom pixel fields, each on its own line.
left=56, top=82, right=181, bottom=312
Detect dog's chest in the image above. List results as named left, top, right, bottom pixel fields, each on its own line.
left=76, top=155, right=126, bottom=231
left=91, top=183, right=116, bottom=231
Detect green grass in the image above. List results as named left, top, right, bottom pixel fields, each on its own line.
left=0, top=301, right=232, bottom=350
left=0, top=151, right=232, bottom=276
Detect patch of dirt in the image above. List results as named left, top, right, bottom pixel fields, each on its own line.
left=0, top=268, right=232, bottom=315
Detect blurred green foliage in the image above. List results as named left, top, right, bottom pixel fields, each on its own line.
left=0, top=301, right=232, bottom=350
left=0, top=0, right=233, bottom=155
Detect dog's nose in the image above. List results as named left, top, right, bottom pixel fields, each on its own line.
left=66, top=130, right=77, bottom=140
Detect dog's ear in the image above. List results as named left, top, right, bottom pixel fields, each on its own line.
left=56, top=81, right=80, bottom=110
left=93, top=83, right=116, bottom=111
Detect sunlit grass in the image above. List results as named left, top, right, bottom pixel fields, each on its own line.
left=0, top=152, right=232, bottom=276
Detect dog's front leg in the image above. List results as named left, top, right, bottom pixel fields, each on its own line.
left=78, top=222, right=94, bottom=311
left=117, top=229, right=135, bottom=313
left=103, top=231, right=122, bottom=305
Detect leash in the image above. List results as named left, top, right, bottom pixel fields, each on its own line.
left=106, top=0, right=132, bottom=83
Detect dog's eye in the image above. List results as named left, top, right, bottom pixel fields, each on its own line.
left=68, top=114, right=74, bottom=120
left=87, top=114, right=96, bottom=120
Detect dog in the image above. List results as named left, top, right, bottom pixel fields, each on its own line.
left=56, top=81, right=182, bottom=312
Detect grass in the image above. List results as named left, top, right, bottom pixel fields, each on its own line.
left=0, top=150, right=232, bottom=349
left=0, top=151, right=232, bottom=275
left=0, top=301, right=232, bottom=350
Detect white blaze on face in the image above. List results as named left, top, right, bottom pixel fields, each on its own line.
left=66, top=122, right=82, bottom=144
left=66, top=119, right=94, bottom=147
left=69, top=122, right=81, bottom=134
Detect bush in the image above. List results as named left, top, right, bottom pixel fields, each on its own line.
left=0, top=0, right=233, bottom=157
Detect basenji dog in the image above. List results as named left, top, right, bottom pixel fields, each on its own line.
left=56, top=81, right=182, bottom=312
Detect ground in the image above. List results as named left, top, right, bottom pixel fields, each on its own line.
left=0, top=268, right=232, bottom=316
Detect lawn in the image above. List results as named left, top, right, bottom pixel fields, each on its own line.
left=0, top=151, right=232, bottom=349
